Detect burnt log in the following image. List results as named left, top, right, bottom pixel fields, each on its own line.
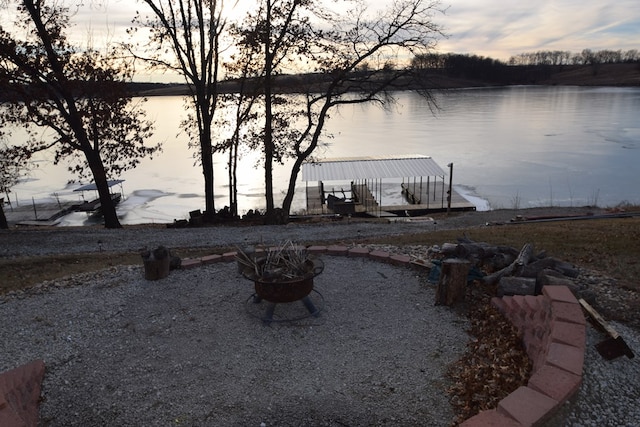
left=519, top=257, right=580, bottom=279
left=454, top=238, right=519, bottom=259
left=551, top=258, right=580, bottom=278
left=443, top=239, right=520, bottom=269
left=483, top=243, right=535, bottom=286
left=435, top=258, right=471, bottom=306
left=486, top=252, right=517, bottom=272
left=537, top=272, right=580, bottom=294
left=440, top=242, right=459, bottom=257
left=497, top=277, right=537, bottom=297
left=520, top=257, right=560, bottom=277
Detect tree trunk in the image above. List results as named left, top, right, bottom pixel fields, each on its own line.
left=85, top=150, right=121, bottom=229
left=228, top=136, right=238, bottom=217
left=196, top=86, right=216, bottom=219
left=281, top=155, right=304, bottom=222
left=0, top=199, right=8, bottom=229
left=435, top=258, right=471, bottom=306
left=281, top=98, right=331, bottom=219
left=263, top=0, right=275, bottom=221
left=201, top=130, right=216, bottom=218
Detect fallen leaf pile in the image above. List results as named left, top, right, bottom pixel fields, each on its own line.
left=446, top=292, right=532, bottom=425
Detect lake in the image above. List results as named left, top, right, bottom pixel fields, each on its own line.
left=6, top=86, right=640, bottom=225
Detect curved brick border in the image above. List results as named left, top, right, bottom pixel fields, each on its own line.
left=461, top=286, right=586, bottom=426
left=0, top=359, right=46, bottom=427
left=182, top=246, right=585, bottom=426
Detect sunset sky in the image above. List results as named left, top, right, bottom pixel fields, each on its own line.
left=5, top=0, right=637, bottom=80
left=438, top=0, right=640, bottom=59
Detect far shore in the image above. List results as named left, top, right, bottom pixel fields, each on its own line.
left=132, top=63, right=639, bottom=97
left=3, top=63, right=636, bottom=102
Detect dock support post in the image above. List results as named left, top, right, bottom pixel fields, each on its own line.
left=447, top=163, right=453, bottom=215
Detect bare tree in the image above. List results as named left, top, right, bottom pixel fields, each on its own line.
left=0, top=0, right=158, bottom=228
left=225, top=0, right=315, bottom=221
left=233, top=0, right=446, bottom=222
left=130, top=0, right=227, bottom=219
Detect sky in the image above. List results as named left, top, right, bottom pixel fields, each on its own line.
left=437, top=0, right=640, bottom=60
left=3, top=0, right=638, bottom=80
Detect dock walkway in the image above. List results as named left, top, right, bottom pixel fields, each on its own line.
left=3, top=201, right=78, bottom=226
left=400, top=182, right=474, bottom=212
left=3, top=193, right=122, bottom=226
left=305, top=181, right=475, bottom=217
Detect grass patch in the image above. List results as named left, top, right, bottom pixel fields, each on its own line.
left=359, top=217, right=640, bottom=291
left=2, top=217, right=639, bottom=295
left=0, top=248, right=216, bottom=295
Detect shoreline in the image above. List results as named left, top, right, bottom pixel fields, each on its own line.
left=4, top=184, right=633, bottom=228
left=0, top=206, right=619, bottom=257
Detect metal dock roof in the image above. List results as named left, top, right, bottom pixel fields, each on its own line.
left=302, top=155, right=447, bottom=181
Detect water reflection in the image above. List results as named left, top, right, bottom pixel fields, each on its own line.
left=7, top=86, right=640, bottom=224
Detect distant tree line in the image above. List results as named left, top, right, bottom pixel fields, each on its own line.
left=508, top=49, right=640, bottom=66
left=412, top=48, right=639, bottom=85
left=412, top=53, right=512, bottom=83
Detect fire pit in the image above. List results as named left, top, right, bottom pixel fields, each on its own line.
left=236, top=242, right=325, bottom=324
left=248, top=258, right=323, bottom=303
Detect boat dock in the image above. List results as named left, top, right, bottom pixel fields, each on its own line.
left=302, top=155, right=476, bottom=218
left=4, top=180, right=125, bottom=226
left=3, top=200, right=79, bottom=226
left=305, top=181, right=475, bottom=217
left=400, top=181, right=475, bottom=212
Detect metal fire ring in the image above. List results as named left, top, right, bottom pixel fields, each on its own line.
left=245, top=289, right=325, bottom=325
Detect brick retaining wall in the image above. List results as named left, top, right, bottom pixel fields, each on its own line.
left=461, top=286, right=585, bottom=426
left=0, top=359, right=46, bottom=427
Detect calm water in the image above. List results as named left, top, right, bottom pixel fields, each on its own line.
left=7, top=86, right=640, bottom=225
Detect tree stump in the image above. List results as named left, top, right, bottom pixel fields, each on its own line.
left=141, top=246, right=171, bottom=280
left=435, top=258, right=471, bottom=306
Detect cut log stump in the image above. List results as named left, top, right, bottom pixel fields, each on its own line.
left=141, top=246, right=171, bottom=280
left=435, top=258, right=471, bottom=306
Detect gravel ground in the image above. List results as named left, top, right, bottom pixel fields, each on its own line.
left=1, top=258, right=468, bottom=426
left=546, top=321, right=640, bottom=427
left=1, top=207, right=639, bottom=426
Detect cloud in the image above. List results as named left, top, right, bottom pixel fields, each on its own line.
left=437, top=0, right=640, bottom=59
left=7, top=0, right=636, bottom=67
